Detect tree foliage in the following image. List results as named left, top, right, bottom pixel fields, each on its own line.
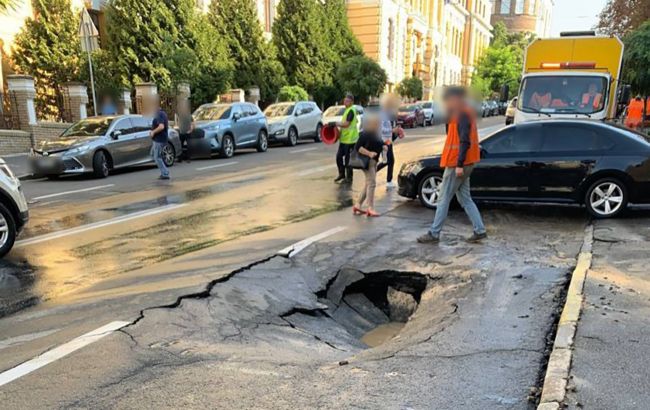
left=396, top=77, right=423, bottom=100
left=321, top=0, right=363, bottom=60
left=596, top=0, right=650, bottom=37
left=277, top=85, right=309, bottom=102
left=12, top=0, right=81, bottom=120
left=623, top=21, right=650, bottom=96
left=209, top=0, right=285, bottom=103
left=336, top=56, right=387, bottom=106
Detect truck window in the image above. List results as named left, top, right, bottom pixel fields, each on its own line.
left=519, top=76, right=608, bottom=115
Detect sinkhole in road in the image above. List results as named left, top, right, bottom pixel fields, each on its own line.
left=285, top=268, right=429, bottom=348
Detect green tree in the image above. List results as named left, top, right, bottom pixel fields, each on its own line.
left=322, top=0, right=363, bottom=60
left=336, top=56, right=386, bottom=106
left=396, top=77, right=423, bottom=100
left=623, top=21, right=650, bottom=96
left=0, top=0, right=17, bottom=11
left=596, top=0, right=650, bottom=37
left=277, top=85, right=309, bottom=102
left=273, top=0, right=333, bottom=94
left=12, top=0, right=81, bottom=120
left=209, top=0, right=285, bottom=102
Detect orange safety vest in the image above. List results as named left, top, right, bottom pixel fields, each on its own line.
left=529, top=92, right=551, bottom=108
left=441, top=108, right=480, bottom=168
left=581, top=93, right=602, bottom=109
left=627, top=99, right=644, bottom=120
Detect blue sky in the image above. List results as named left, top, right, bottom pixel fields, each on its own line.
left=550, top=0, right=609, bottom=35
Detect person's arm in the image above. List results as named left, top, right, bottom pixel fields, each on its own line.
left=456, top=113, right=471, bottom=175
left=339, top=110, right=355, bottom=129
left=150, top=124, right=164, bottom=138
left=355, top=134, right=377, bottom=159
left=190, top=115, right=195, bottom=132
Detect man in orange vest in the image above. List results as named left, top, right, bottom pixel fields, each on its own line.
left=625, top=95, right=645, bottom=130
left=418, top=86, right=486, bottom=244
left=580, top=83, right=603, bottom=111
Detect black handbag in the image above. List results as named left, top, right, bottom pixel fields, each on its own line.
left=349, top=149, right=369, bottom=170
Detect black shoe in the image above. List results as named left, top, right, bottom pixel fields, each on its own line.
left=334, top=175, right=345, bottom=183
left=344, top=177, right=353, bottom=184
left=417, top=232, right=440, bottom=244
left=466, top=232, right=487, bottom=243
left=158, top=175, right=170, bottom=180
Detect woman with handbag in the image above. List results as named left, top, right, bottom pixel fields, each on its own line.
left=352, top=115, right=384, bottom=217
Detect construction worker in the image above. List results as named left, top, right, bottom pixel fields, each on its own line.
left=528, top=80, right=552, bottom=109
left=625, top=95, right=645, bottom=130
left=580, top=82, right=603, bottom=111
left=418, top=86, right=486, bottom=244
left=333, top=93, right=359, bottom=184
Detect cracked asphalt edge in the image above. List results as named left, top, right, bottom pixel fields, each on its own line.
left=537, top=224, right=594, bottom=410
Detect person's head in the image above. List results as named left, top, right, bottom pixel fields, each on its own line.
left=102, top=95, right=112, bottom=105
left=635, top=95, right=642, bottom=101
left=443, top=86, right=467, bottom=115
left=363, top=113, right=380, bottom=134
left=343, top=93, right=354, bottom=108
left=380, top=93, right=401, bottom=114
left=588, top=83, right=598, bottom=95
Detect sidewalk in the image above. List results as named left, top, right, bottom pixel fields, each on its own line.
left=566, top=217, right=650, bottom=409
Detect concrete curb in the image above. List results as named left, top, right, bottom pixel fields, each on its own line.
left=537, top=224, right=594, bottom=409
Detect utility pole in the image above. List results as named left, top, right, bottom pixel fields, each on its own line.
left=79, top=8, right=99, bottom=116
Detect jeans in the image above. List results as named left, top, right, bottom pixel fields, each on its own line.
left=336, top=143, right=355, bottom=179
left=430, top=165, right=485, bottom=237
left=357, top=159, right=377, bottom=209
left=151, top=141, right=169, bottom=178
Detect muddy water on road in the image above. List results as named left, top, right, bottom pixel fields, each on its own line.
left=361, top=322, right=405, bottom=347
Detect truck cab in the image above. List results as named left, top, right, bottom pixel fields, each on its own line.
left=515, top=32, right=624, bottom=124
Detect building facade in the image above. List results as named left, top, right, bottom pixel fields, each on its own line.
left=491, top=0, right=553, bottom=38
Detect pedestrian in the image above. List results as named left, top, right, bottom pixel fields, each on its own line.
left=150, top=97, right=170, bottom=180
left=333, top=93, right=359, bottom=184
left=625, top=95, right=645, bottom=130
left=352, top=115, right=383, bottom=217
left=176, top=99, right=194, bottom=162
left=377, top=93, right=403, bottom=188
left=100, top=95, right=117, bottom=116
left=418, top=86, right=487, bottom=244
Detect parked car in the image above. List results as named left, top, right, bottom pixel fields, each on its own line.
left=0, top=158, right=28, bottom=257
left=505, top=97, right=518, bottom=125
left=29, top=115, right=182, bottom=178
left=398, top=120, right=650, bottom=218
left=193, top=102, right=269, bottom=158
left=487, top=100, right=500, bottom=116
left=264, top=101, right=323, bottom=146
left=418, top=100, right=444, bottom=126
left=322, top=105, right=364, bottom=132
left=397, top=103, right=426, bottom=128
left=479, top=101, right=490, bottom=117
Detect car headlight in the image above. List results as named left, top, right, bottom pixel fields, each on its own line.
left=206, top=123, right=222, bottom=131
left=66, top=144, right=90, bottom=156
left=0, top=163, right=17, bottom=182
left=401, top=162, right=423, bottom=176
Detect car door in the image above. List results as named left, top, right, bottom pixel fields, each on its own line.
left=294, top=103, right=311, bottom=137
left=530, top=123, right=610, bottom=201
left=106, top=118, right=139, bottom=167
left=470, top=124, right=543, bottom=199
left=230, top=105, right=248, bottom=146
left=129, top=116, right=155, bottom=163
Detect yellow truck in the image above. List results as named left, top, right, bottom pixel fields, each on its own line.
left=515, top=31, right=626, bottom=123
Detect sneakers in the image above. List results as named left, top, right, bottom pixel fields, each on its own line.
left=466, top=232, right=488, bottom=243
left=417, top=232, right=440, bottom=244
left=334, top=175, right=345, bottom=183
left=386, top=181, right=397, bottom=189
left=158, top=175, right=170, bottom=180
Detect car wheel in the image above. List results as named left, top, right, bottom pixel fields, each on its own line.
left=418, top=173, right=443, bottom=209
left=585, top=178, right=628, bottom=218
left=0, top=202, right=16, bottom=257
left=162, top=143, right=176, bottom=167
left=256, top=129, right=268, bottom=152
left=314, top=123, right=322, bottom=143
left=286, top=126, right=298, bottom=147
left=92, top=150, right=110, bottom=178
left=220, top=135, right=234, bottom=158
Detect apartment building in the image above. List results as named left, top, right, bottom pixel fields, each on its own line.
left=491, top=0, right=553, bottom=38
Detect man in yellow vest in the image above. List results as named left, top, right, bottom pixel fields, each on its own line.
left=334, top=93, right=359, bottom=184
left=418, top=87, right=486, bottom=244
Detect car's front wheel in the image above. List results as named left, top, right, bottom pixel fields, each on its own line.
left=256, top=129, right=268, bottom=152
left=418, top=173, right=443, bottom=209
left=220, top=135, right=234, bottom=158
left=0, top=202, right=16, bottom=257
left=162, top=143, right=175, bottom=167
left=585, top=178, right=628, bottom=218
left=92, top=150, right=110, bottom=178
left=314, top=123, right=322, bottom=143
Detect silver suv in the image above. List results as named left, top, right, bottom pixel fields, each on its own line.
left=0, top=159, right=28, bottom=256
left=29, top=115, right=182, bottom=178
left=265, top=101, right=323, bottom=146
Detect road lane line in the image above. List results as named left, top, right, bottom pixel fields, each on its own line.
left=30, top=184, right=115, bottom=201
left=0, top=321, right=129, bottom=387
left=297, top=164, right=337, bottom=177
left=16, top=204, right=186, bottom=247
left=196, top=161, right=238, bottom=171
left=278, top=226, right=347, bottom=257
left=0, top=328, right=62, bottom=351
left=290, top=147, right=318, bottom=154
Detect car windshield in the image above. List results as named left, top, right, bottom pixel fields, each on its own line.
left=60, top=117, right=113, bottom=138
left=518, top=76, right=608, bottom=114
left=193, top=105, right=232, bottom=121
left=400, top=105, right=418, bottom=112
left=324, top=106, right=345, bottom=116
left=264, top=104, right=294, bottom=117
left=421, top=102, right=432, bottom=108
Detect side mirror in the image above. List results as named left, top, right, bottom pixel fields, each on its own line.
left=500, top=84, right=510, bottom=102
left=480, top=146, right=487, bottom=159
left=110, top=130, right=122, bottom=140
left=619, top=85, right=631, bottom=105
left=233, top=113, right=241, bottom=121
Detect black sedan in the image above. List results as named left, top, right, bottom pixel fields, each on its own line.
left=398, top=120, right=650, bottom=218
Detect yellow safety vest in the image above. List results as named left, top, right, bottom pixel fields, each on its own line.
left=340, top=106, right=359, bottom=144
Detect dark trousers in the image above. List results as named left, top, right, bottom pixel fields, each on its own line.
left=377, top=144, right=395, bottom=182
left=336, top=143, right=355, bottom=180
left=180, top=133, right=191, bottom=159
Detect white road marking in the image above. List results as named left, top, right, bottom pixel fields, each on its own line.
left=30, top=184, right=115, bottom=201
left=16, top=204, right=186, bottom=247
left=0, top=321, right=129, bottom=387
left=278, top=226, right=347, bottom=257
left=0, top=328, right=62, bottom=351
left=196, top=161, right=238, bottom=171
left=297, top=164, right=337, bottom=177
left=290, top=147, right=318, bottom=154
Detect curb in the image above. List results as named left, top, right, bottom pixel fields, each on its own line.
left=537, top=224, right=594, bottom=409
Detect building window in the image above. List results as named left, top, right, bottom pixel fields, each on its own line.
left=515, top=0, right=524, bottom=14
left=500, top=0, right=511, bottom=14
left=528, top=0, right=537, bottom=14
left=387, top=18, right=395, bottom=60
